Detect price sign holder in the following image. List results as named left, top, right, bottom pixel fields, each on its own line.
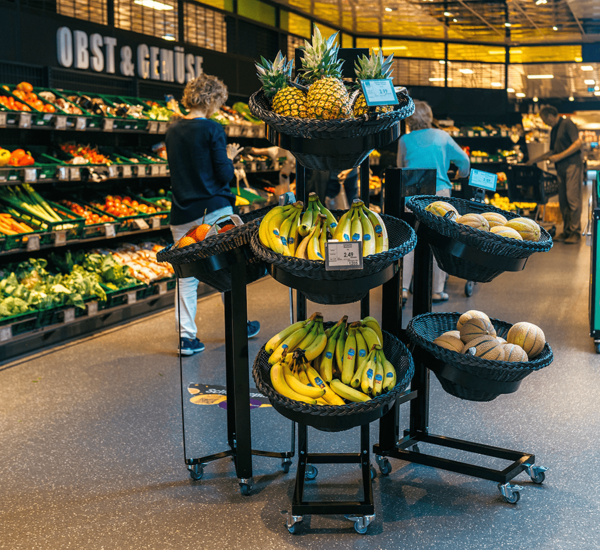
left=54, top=230, right=67, bottom=246
left=122, top=165, right=132, bottom=178
left=468, top=169, right=498, bottom=192
left=87, top=301, right=98, bottom=316
left=63, top=308, right=75, bottom=323
left=158, top=121, right=168, bottom=134
left=158, top=281, right=168, bottom=295
left=0, top=326, right=12, bottom=343
left=127, top=291, right=137, bottom=304
left=26, top=235, right=40, bottom=251
left=135, top=165, right=145, bottom=177
left=325, top=241, right=363, bottom=271
left=55, top=115, right=67, bottom=130
left=148, top=121, right=159, bottom=133
left=0, top=112, right=6, bottom=127
left=70, top=167, right=81, bottom=180
left=24, top=168, right=36, bottom=182
left=359, top=79, right=399, bottom=108
left=108, top=165, right=118, bottom=178
left=75, top=117, right=87, bottom=131
left=57, top=167, right=68, bottom=181
left=104, top=223, right=116, bottom=238
left=151, top=216, right=161, bottom=229
left=150, top=164, right=160, bottom=176
left=159, top=164, right=167, bottom=176
left=103, top=118, right=114, bottom=132
left=133, top=218, right=149, bottom=230
left=19, top=113, right=32, bottom=128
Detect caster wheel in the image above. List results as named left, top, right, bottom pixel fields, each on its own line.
left=240, top=483, right=251, bottom=496
left=305, top=465, right=318, bottom=480
left=288, top=524, right=298, bottom=534
left=526, top=465, right=548, bottom=484
left=378, top=459, right=392, bottom=476
left=465, top=281, right=474, bottom=297
left=531, top=470, right=545, bottom=484
left=410, top=444, right=421, bottom=453
left=282, top=459, right=292, bottom=474
left=370, top=465, right=376, bottom=480
left=354, top=523, right=368, bottom=535
left=595, top=342, right=600, bottom=354
left=498, top=483, right=521, bottom=504
left=188, top=464, right=204, bottom=481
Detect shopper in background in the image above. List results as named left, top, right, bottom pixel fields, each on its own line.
left=398, top=100, right=470, bottom=303
left=325, top=168, right=359, bottom=208
left=166, top=74, right=260, bottom=356
left=528, top=106, right=583, bottom=244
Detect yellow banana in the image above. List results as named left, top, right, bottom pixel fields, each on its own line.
left=269, top=320, right=313, bottom=364
left=359, top=207, right=376, bottom=256
left=295, top=224, right=317, bottom=259
left=270, top=363, right=317, bottom=404
left=299, top=198, right=317, bottom=237
left=362, top=316, right=384, bottom=344
left=333, top=206, right=353, bottom=242
left=350, top=208, right=362, bottom=242
left=267, top=208, right=293, bottom=254
left=341, top=327, right=357, bottom=385
left=361, top=205, right=386, bottom=254
left=372, top=210, right=389, bottom=252
left=359, top=325, right=381, bottom=353
left=320, top=324, right=341, bottom=383
left=298, top=368, right=311, bottom=385
left=335, top=324, right=347, bottom=375
left=315, top=196, right=338, bottom=235
left=287, top=206, right=302, bottom=256
left=318, top=214, right=328, bottom=258
left=361, top=353, right=376, bottom=395
left=307, top=217, right=324, bottom=261
left=330, top=379, right=371, bottom=403
left=284, top=369, right=325, bottom=398
left=352, top=350, right=373, bottom=388
left=259, top=205, right=291, bottom=247
left=304, top=330, right=327, bottom=361
left=354, top=325, right=369, bottom=370
left=279, top=206, right=302, bottom=256
left=381, top=350, right=397, bottom=391
left=316, top=397, right=329, bottom=405
left=284, top=322, right=318, bottom=365
left=373, top=359, right=384, bottom=397
left=265, top=318, right=310, bottom=355
left=304, top=364, right=345, bottom=405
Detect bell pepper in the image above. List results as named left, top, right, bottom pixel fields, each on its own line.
left=18, top=154, right=35, bottom=166
left=0, top=148, right=10, bottom=166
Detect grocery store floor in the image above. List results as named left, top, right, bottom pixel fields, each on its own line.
left=2, top=223, right=600, bottom=549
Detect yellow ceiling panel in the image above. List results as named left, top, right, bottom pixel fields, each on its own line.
left=356, top=37, right=380, bottom=52
left=448, top=43, right=507, bottom=63
left=313, top=1, right=339, bottom=25
left=288, top=11, right=312, bottom=38
left=510, top=45, right=583, bottom=63
left=382, top=39, right=445, bottom=60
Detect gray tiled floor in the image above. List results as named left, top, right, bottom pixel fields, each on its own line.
left=1, top=227, right=600, bottom=549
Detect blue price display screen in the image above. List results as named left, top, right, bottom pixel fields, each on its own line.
left=469, top=169, right=497, bottom=191
left=360, top=79, right=399, bottom=107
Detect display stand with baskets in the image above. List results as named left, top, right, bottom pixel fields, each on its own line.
left=157, top=207, right=295, bottom=495
left=372, top=168, right=554, bottom=505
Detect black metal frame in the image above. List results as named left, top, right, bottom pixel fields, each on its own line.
left=373, top=167, right=544, bottom=497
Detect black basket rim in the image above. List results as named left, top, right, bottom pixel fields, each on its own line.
left=252, top=329, right=414, bottom=418
left=248, top=89, right=414, bottom=139
left=250, top=211, right=416, bottom=279
left=406, top=311, right=553, bottom=373
left=407, top=195, right=553, bottom=255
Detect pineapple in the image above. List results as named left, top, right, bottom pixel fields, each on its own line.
left=353, top=51, right=395, bottom=117
left=300, top=27, right=351, bottom=120
left=256, top=52, right=308, bottom=118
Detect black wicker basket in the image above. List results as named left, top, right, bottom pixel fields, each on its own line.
left=156, top=206, right=269, bottom=292
left=250, top=211, right=416, bottom=304
left=407, top=196, right=553, bottom=283
left=406, top=312, right=553, bottom=402
left=252, top=329, right=414, bottom=432
left=249, top=89, right=414, bottom=171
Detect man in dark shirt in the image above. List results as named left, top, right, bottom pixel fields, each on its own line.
left=529, top=106, right=583, bottom=244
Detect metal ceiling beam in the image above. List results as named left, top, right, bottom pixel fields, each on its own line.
left=512, top=0, right=544, bottom=37
left=566, top=1, right=586, bottom=37
left=455, top=0, right=504, bottom=38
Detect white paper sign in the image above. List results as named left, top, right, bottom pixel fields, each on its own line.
left=58, top=167, right=68, bottom=180
left=63, top=308, right=75, bottom=323
left=103, top=118, right=114, bottom=132
left=151, top=216, right=161, bottom=229
left=19, top=113, right=32, bottom=128
left=87, top=301, right=98, bottom=316
left=127, top=291, right=137, bottom=304
left=70, top=167, right=80, bottom=180
left=24, top=168, right=36, bottom=182
left=158, top=282, right=167, bottom=295
left=55, top=115, right=67, bottom=129
left=26, top=235, right=40, bottom=251
left=148, top=121, right=158, bottom=133
left=122, top=165, right=132, bottom=178
left=133, top=218, right=149, bottom=230
left=108, top=165, right=118, bottom=178
left=0, top=113, right=6, bottom=127
left=150, top=164, right=160, bottom=176
left=325, top=241, right=363, bottom=271
left=75, top=117, right=87, bottom=130
left=54, top=230, right=67, bottom=246
left=0, top=326, right=12, bottom=342
left=158, top=122, right=168, bottom=134
left=104, top=223, right=116, bottom=238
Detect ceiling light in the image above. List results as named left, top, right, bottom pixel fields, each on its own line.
left=439, top=60, right=446, bottom=64
left=575, top=57, right=583, bottom=62
left=535, top=0, right=547, bottom=4
left=385, top=7, right=393, bottom=12
left=488, top=50, right=505, bottom=55
left=491, top=82, right=503, bottom=87
left=505, top=22, right=512, bottom=27
left=595, top=91, right=600, bottom=96
left=533, top=97, right=539, bottom=102
left=569, top=96, right=575, bottom=101
left=581, top=66, right=594, bottom=71
left=459, top=69, right=474, bottom=74
left=553, top=26, right=558, bottom=31
left=511, top=49, right=522, bottom=54
left=585, top=79, right=596, bottom=85
left=162, top=34, right=176, bottom=41
left=527, top=74, right=554, bottom=79
left=507, top=88, right=515, bottom=92
left=134, top=0, right=174, bottom=10
left=453, top=18, right=458, bottom=22
left=429, top=78, right=445, bottom=82
left=516, top=92, right=526, bottom=97
left=444, top=11, right=452, bottom=16
left=595, top=86, right=599, bottom=91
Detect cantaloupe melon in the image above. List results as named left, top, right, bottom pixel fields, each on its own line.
left=504, top=217, right=541, bottom=242
left=507, top=322, right=545, bottom=358
left=491, top=226, right=523, bottom=240
left=433, top=333, right=463, bottom=352
left=481, top=212, right=508, bottom=228
left=442, top=330, right=461, bottom=339
left=496, top=337, right=507, bottom=344
left=502, top=343, right=529, bottom=362
left=460, top=317, right=497, bottom=344
left=457, top=310, right=490, bottom=330
left=455, top=213, right=490, bottom=231
left=461, top=335, right=503, bottom=359
left=425, top=201, right=459, bottom=220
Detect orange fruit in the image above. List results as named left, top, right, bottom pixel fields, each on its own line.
left=194, top=223, right=212, bottom=241
left=218, top=224, right=235, bottom=234
left=177, top=236, right=196, bottom=248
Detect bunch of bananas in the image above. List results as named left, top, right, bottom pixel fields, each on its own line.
left=265, top=314, right=397, bottom=405
left=258, top=195, right=388, bottom=259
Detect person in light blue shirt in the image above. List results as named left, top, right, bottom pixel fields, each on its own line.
left=398, top=100, right=470, bottom=302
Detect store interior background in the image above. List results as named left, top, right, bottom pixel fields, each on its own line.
left=2, top=0, right=600, bottom=548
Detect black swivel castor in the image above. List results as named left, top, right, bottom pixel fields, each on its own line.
left=188, top=464, right=204, bottom=481
left=465, top=281, right=474, bottom=297
left=282, top=458, right=292, bottom=474
left=304, top=465, right=318, bottom=480
left=377, top=458, right=392, bottom=476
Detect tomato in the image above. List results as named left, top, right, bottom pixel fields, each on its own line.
left=17, top=82, right=33, bottom=93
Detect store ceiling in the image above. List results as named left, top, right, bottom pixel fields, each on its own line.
left=277, top=0, right=600, bottom=44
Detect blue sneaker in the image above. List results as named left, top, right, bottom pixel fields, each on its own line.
left=180, top=337, right=205, bottom=356
left=247, top=321, right=261, bottom=339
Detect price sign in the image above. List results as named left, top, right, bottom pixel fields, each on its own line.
left=24, top=168, right=36, bottom=182
left=19, top=113, right=32, bottom=128
left=104, top=223, right=116, bottom=238
left=158, top=121, right=168, bottom=134
left=133, top=218, right=149, bottom=230
left=55, top=115, right=67, bottom=130
left=0, top=112, right=6, bottom=127
left=0, top=326, right=12, bottom=342
left=63, top=308, right=75, bottom=323
left=127, top=291, right=137, bottom=304
left=157, top=281, right=167, bottom=295
left=0, top=171, right=7, bottom=182
left=108, top=165, right=118, bottom=178
left=134, top=165, right=145, bottom=177
left=124, top=124, right=131, bottom=130
left=87, top=301, right=98, bottom=316
left=103, top=118, right=114, bottom=132
left=54, top=230, right=67, bottom=246
left=159, top=164, right=167, bottom=176
left=70, top=167, right=81, bottom=180
left=148, top=121, right=158, bottom=133
left=325, top=241, right=363, bottom=271
left=122, top=165, right=132, bottom=178
left=150, top=164, right=160, bottom=176
left=151, top=216, right=161, bottom=229
left=26, top=235, right=40, bottom=251
left=481, top=130, right=488, bottom=137
left=359, top=79, right=399, bottom=108
left=469, top=169, right=497, bottom=192
left=75, top=117, right=87, bottom=131
left=501, top=130, right=508, bottom=137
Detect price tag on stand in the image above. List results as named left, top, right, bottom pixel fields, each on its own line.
left=26, top=235, right=40, bottom=251
left=325, top=241, right=363, bottom=271
left=104, top=223, right=116, bottom=238
left=103, top=118, right=114, bottom=132
left=359, top=79, right=400, bottom=108
left=54, top=230, right=67, bottom=247
left=57, top=167, right=68, bottom=180
left=157, top=282, right=167, bottom=295
left=127, top=291, right=137, bottom=304
left=135, top=165, right=145, bottom=177
left=55, top=115, right=67, bottom=130
left=148, top=121, right=158, bottom=133
left=63, top=308, right=75, bottom=323
left=87, top=301, right=98, bottom=316
left=150, top=164, right=160, bottom=176
left=108, top=165, right=118, bottom=178
left=133, top=218, right=149, bottom=230
left=0, top=112, right=6, bottom=127
left=0, top=326, right=12, bottom=342
left=151, top=216, right=161, bottom=229
left=24, top=168, right=36, bottom=182
left=158, top=121, right=168, bottom=134
left=468, top=169, right=498, bottom=192
left=159, top=164, right=167, bottom=176
left=122, top=165, right=132, bottom=178
left=70, top=167, right=81, bottom=180
left=19, top=113, right=32, bottom=128
left=75, top=117, right=87, bottom=131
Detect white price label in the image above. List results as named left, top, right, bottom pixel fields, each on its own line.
left=19, top=113, right=32, bottom=128
left=158, top=282, right=167, bottom=295
left=135, top=165, right=145, bottom=177
left=481, top=130, right=488, bottom=137
left=151, top=216, right=161, bottom=229
left=24, top=168, right=36, bottom=182
left=159, top=164, right=167, bottom=176
left=122, top=165, right=132, bottom=178
left=63, top=308, right=75, bottom=323
left=58, top=167, right=68, bottom=180
left=148, top=121, right=158, bottom=133
left=158, top=121, right=168, bottom=134
left=133, top=218, right=149, bottom=230
left=75, top=117, right=87, bottom=130
left=108, top=165, right=118, bottom=178
left=103, top=118, right=114, bottom=132
left=104, top=223, right=116, bottom=238
left=0, top=112, right=6, bottom=127
left=124, top=124, right=131, bottom=130
left=325, top=241, right=363, bottom=271
left=0, top=171, right=6, bottom=182
left=54, top=230, right=67, bottom=246
left=467, top=130, right=474, bottom=137
left=501, top=130, right=508, bottom=137
left=127, top=291, right=137, bottom=304
left=70, top=167, right=81, bottom=180
left=469, top=168, right=498, bottom=191
left=55, top=115, right=67, bottom=129
left=150, top=164, right=160, bottom=176
left=0, top=326, right=12, bottom=342
left=87, top=301, right=98, bottom=316
left=26, top=234, right=40, bottom=251
left=360, top=79, right=399, bottom=107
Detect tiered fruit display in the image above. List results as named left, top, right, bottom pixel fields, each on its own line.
left=266, top=314, right=398, bottom=405
left=91, top=196, right=139, bottom=218
left=58, top=200, right=115, bottom=225
left=353, top=51, right=394, bottom=116
left=425, top=200, right=542, bottom=242
left=3, top=82, right=55, bottom=113
left=259, top=195, right=389, bottom=259
left=433, top=310, right=545, bottom=361
left=2, top=148, right=35, bottom=166
left=38, top=91, right=83, bottom=115
left=0, top=185, right=73, bottom=227
left=489, top=193, right=537, bottom=212
left=59, top=143, right=112, bottom=165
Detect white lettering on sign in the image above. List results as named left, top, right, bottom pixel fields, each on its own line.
left=195, top=56, right=204, bottom=77
left=150, top=46, right=160, bottom=80
left=120, top=46, right=135, bottom=76
left=137, top=44, right=150, bottom=79
left=185, top=53, right=195, bottom=82
left=104, top=37, right=117, bottom=74
left=57, top=27, right=73, bottom=67
left=174, top=47, right=186, bottom=84
left=160, top=48, right=174, bottom=82
left=90, top=33, right=104, bottom=72
left=74, top=30, right=89, bottom=70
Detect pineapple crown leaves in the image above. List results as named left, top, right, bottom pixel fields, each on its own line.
left=299, top=25, right=345, bottom=84
left=354, top=51, right=394, bottom=86
left=256, top=51, right=294, bottom=99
